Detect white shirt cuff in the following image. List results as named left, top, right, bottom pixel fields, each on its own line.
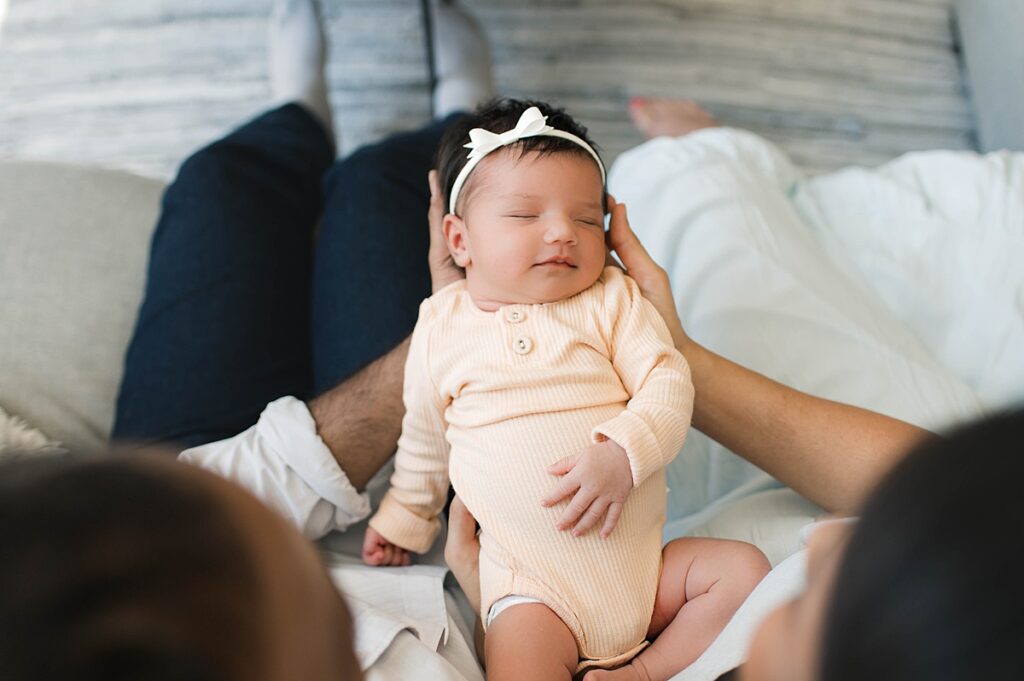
left=179, top=396, right=372, bottom=539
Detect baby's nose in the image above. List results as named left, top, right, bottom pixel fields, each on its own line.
left=543, top=217, right=578, bottom=243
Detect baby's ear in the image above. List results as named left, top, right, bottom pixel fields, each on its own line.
left=443, top=214, right=471, bottom=267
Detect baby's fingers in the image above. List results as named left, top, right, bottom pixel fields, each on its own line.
left=541, top=472, right=580, bottom=508
left=556, top=488, right=597, bottom=531
left=571, top=497, right=610, bottom=537
left=547, top=454, right=580, bottom=477
left=599, top=502, right=624, bottom=539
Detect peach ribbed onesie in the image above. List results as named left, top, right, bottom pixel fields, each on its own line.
left=368, top=266, right=694, bottom=671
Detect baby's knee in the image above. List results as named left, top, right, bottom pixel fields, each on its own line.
left=725, top=541, right=771, bottom=591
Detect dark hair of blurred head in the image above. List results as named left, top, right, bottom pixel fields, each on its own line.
left=0, top=452, right=264, bottom=681
left=435, top=97, right=606, bottom=216
left=821, top=408, right=1024, bottom=680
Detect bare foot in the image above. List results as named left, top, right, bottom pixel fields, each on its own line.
left=628, top=97, right=718, bottom=139
left=582, top=658, right=651, bottom=681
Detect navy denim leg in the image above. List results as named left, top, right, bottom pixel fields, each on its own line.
left=112, top=104, right=334, bottom=448
left=312, top=113, right=463, bottom=394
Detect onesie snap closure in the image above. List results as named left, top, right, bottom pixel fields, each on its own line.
left=504, top=308, right=527, bottom=324
left=513, top=336, right=533, bottom=354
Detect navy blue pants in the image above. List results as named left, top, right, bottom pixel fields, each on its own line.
left=112, top=104, right=459, bottom=448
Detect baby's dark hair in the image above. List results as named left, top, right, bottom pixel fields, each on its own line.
left=435, top=97, right=606, bottom=215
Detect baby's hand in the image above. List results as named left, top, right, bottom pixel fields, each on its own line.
left=540, top=440, right=633, bottom=539
left=362, top=526, right=411, bottom=566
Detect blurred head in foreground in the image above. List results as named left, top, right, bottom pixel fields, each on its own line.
left=0, top=452, right=361, bottom=681
left=745, top=408, right=1024, bottom=681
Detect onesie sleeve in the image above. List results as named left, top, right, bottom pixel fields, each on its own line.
left=592, top=268, right=695, bottom=488
left=367, top=300, right=452, bottom=553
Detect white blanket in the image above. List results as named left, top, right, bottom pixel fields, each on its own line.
left=607, top=128, right=1024, bottom=679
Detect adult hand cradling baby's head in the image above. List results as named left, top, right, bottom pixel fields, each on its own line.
left=603, top=194, right=690, bottom=350
left=428, top=169, right=465, bottom=294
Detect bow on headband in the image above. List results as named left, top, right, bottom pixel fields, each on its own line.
left=447, top=106, right=607, bottom=215
left=464, top=106, right=553, bottom=159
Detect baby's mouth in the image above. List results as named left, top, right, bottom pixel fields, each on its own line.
left=535, top=256, right=577, bottom=268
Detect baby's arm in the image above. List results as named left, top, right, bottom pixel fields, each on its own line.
left=544, top=268, right=694, bottom=537
left=593, top=267, right=695, bottom=487
left=363, top=301, right=451, bottom=565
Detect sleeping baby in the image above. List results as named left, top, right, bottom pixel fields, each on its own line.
left=362, top=98, right=769, bottom=681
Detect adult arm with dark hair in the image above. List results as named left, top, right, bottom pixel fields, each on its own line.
left=306, top=338, right=410, bottom=492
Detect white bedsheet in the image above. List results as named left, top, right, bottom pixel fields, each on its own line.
left=608, top=128, right=1024, bottom=679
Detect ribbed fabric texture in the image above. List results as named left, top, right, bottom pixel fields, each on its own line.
left=368, top=266, right=694, bottom=664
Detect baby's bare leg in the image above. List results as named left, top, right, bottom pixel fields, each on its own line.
left=486, top=602, right=579, bottom=681
left=584, top=538, right=770, bottom=681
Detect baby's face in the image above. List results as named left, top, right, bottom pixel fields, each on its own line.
left=445, top=148, right=607, bottom=310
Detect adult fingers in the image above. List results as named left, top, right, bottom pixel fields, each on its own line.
left=599, top=502, right=624, bottom=539
left=428, top=170, right=444, bottom=236
left=607, top=197, right=661, bottom=284
left=606, top=197, right=682, bottom=336
left=427, top=169, right=466, bottom=293
left=572, top=497, right=611, bottom=537
left=446, top=496, right=480, bottom=552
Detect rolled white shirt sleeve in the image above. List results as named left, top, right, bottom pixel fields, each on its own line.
left=179, top=396, right=372, bottom=539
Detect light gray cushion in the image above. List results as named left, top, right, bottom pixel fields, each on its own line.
left=955, top=0, right=1024, bottom=152
left=0, top=160, right=164, bottom=449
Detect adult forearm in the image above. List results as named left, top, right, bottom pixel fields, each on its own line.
left=680, top=339, right=932, bottom=513
left=308, top=336, right=411, bottom=491
left=602, top=200, right=931, bottom=513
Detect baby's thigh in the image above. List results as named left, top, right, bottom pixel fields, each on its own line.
left=486, top=603, right=578, bottom=681
left=648, top=537, right=771, bottom=638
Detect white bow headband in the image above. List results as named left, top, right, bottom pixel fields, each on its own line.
left=447, top=106, right=606, bottom=215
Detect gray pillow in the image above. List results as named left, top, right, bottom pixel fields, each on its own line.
left=0, top=161, right=163, bottom=449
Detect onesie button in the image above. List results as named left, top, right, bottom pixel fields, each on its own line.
left=505, top=308, right=527, bottom=323
left=513, top=336, right=533, bottom=355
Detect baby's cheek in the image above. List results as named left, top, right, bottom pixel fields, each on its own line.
left=494, top=245, right=534, bottom=277
left=582, top=240, right=610, bottom=276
